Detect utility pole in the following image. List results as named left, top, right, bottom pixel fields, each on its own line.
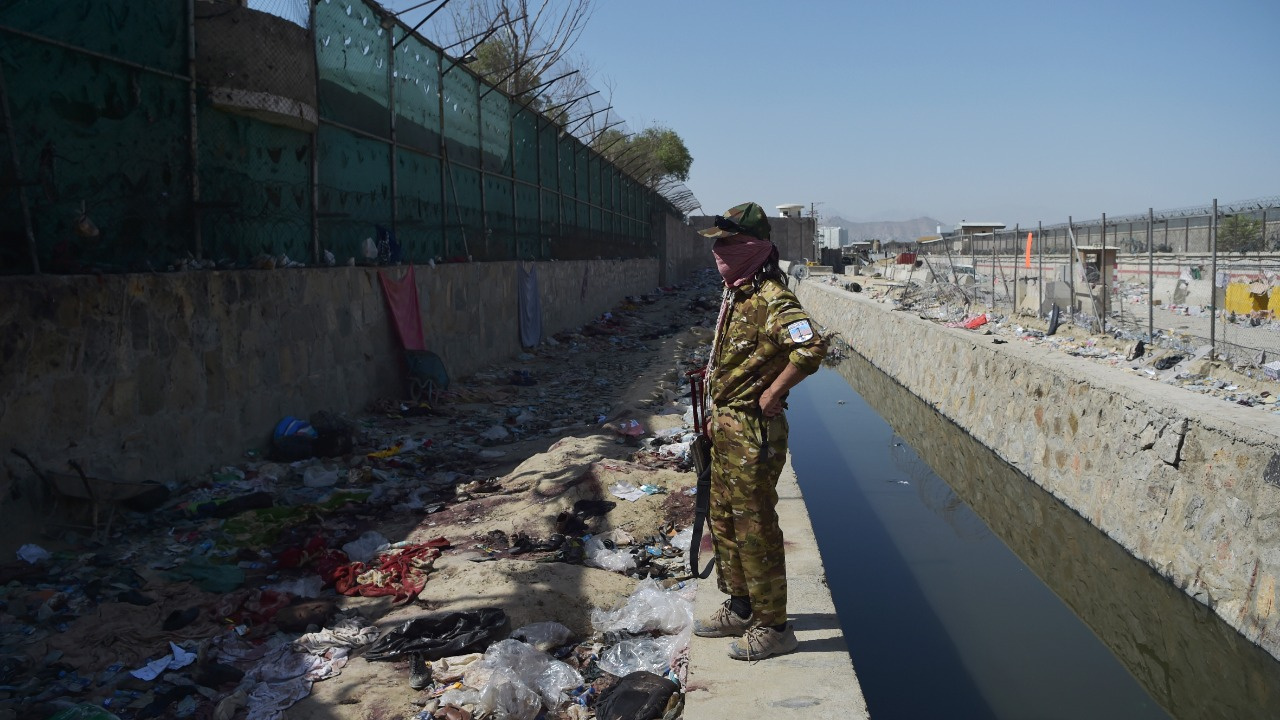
left=809, top=201, right=824, bottom=263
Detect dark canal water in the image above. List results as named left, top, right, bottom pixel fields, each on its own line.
left=786, top=349, right=1280, bottom=720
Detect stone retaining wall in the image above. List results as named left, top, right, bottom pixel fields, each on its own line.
left=0, top=259, right=656, bottom=550
left=795, top=279, right=1280, bottom=660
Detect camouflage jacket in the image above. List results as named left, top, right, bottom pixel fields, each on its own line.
left=707, top=277, right=826, bottom=411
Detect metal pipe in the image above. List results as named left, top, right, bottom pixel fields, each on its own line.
left=542, top=89, right=598, bottom=115
left=440, top=13, right=526, bottom=51
left=509, top=68, right=577, bottom=98
left=587, top=119, right=625, bottom=144
left=564, top=103, right=610, bottom=133
left=596, top=131, right=632, bottom=157
left=393, top=0, right=454, bottom=50
left=478, top=49, right=551, bottom=98
left=441, top=23, right=502, bottom=77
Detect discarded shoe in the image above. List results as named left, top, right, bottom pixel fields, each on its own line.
left=728, top=623, right=798, bottom=661
left=555, top=510, right=589, bottom=536
left=408, top=653, right=429, bottom=690
left=694, top=599, right=752, bottom=638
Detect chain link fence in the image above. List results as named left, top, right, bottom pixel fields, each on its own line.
left=0, top=0, right=690, bottom=274
left=883, top=196, right=1280, bottom=370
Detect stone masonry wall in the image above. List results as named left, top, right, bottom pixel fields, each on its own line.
left=0, top=259, right=657, bottom=550
left=795, top=280, right=1280, bottom=660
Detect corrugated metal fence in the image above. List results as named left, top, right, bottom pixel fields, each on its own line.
left=0, top=0, right=664, bottom=274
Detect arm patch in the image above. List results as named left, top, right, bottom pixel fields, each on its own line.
left=786, top=319, right=814, bottom=343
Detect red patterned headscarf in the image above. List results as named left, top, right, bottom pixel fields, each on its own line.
left=712, top=235, right=775, bottom=287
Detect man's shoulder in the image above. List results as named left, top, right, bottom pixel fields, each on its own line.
left=757, top=278, right=800, bottom=304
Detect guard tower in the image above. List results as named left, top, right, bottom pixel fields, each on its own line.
left=776, top=204, right=804, bottom=219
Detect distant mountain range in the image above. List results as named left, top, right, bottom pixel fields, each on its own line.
left=822, top=216, right=948, bottom=243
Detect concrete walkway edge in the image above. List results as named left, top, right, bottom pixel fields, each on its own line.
left=684, top=456, right=870, bottom=719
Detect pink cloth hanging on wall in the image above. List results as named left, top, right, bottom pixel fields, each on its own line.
left=377, top=266, right=426, bottom=351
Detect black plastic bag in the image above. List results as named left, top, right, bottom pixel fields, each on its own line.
left=594, top=671, right=679, bottom=720
left=364, top=608, right=508, bottom=661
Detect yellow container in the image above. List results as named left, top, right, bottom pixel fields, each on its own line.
left=1226, top=282, right=1267, bottom=314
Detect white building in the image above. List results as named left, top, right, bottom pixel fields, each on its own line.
left=817, top=225, right=847, bottom=250
left=776, top=204, right=804, bottom=219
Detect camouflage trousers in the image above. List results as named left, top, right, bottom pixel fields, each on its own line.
left=708, top=405, right=789, bottom=626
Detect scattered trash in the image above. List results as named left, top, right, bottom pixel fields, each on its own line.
left=510, top=621, right=573, bottom=652
left=341, top=530, right=390, bottom=564
left=584, top=536, right=637, bottom=573
left=594, top=670, right=679, bottom=720
left=609, top=481, right=647, bottom=502
left=610, top=419, right=646, bottom=437
left=16, top=543, right=50, bottom=564
left=130, top=642, right=197, bottom=681
left=1265, top=361, right=1280, bottom=381
left=364, top=608, right=509, bottom=661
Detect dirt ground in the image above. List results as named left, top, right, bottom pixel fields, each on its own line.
left=4, top=272, right=723, bottom=720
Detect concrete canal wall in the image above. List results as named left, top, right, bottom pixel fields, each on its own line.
left=0, top=259, right=658, bottom=553
left=794, top=279, right=1280, bottom=661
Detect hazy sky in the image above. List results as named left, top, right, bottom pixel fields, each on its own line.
left=384, top=0, right=1279, bottom=227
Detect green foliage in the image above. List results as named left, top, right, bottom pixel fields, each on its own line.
left=594, top=124, right=692, bottom=187
left=1219, top=214, right=1262, bottom=254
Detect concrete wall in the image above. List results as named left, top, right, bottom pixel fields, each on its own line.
left=661, top=214, right=714, bottom=285
left=0, top=259, right=657, bottom=548
left=795, top=279, right=1280, bottom=660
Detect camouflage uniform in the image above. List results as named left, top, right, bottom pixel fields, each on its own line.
left=706, top=276, right=826, bottom=627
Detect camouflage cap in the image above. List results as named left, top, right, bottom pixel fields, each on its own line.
left=698, top=201, right=772, bottom=241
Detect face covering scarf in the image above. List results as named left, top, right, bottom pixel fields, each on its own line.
left=707, top=236, right=775, bottom=382
left=712, top=236, right=775, bottom=287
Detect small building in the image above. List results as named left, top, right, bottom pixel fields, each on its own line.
left=776, top=204, right=804, bottom=219
left=817, top=226, right=847, bottom=250
left=953, top=221, right=1007, bottom=254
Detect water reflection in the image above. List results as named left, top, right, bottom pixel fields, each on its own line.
left=814, top=344, right=1280, bottom=719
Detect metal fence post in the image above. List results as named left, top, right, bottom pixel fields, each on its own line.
left=187, top=0, right=202, bottom=261
left=387, top=23, right=398, bottom=246
left=1038, top=220, right=1044, bottom=314
left=1068, top=216, right=1075, bottom=319
left=1101, top=212, right=1108, bottom=327
left=1013, top=224, right=1019, bottom=315
left=1152, top=207, right=1162, bottom=340
left=0, top=64, right=39, bottom=273
left=310, top=0, right=321, bottom=264
left=1210, top=198, right=1218, bottom=360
